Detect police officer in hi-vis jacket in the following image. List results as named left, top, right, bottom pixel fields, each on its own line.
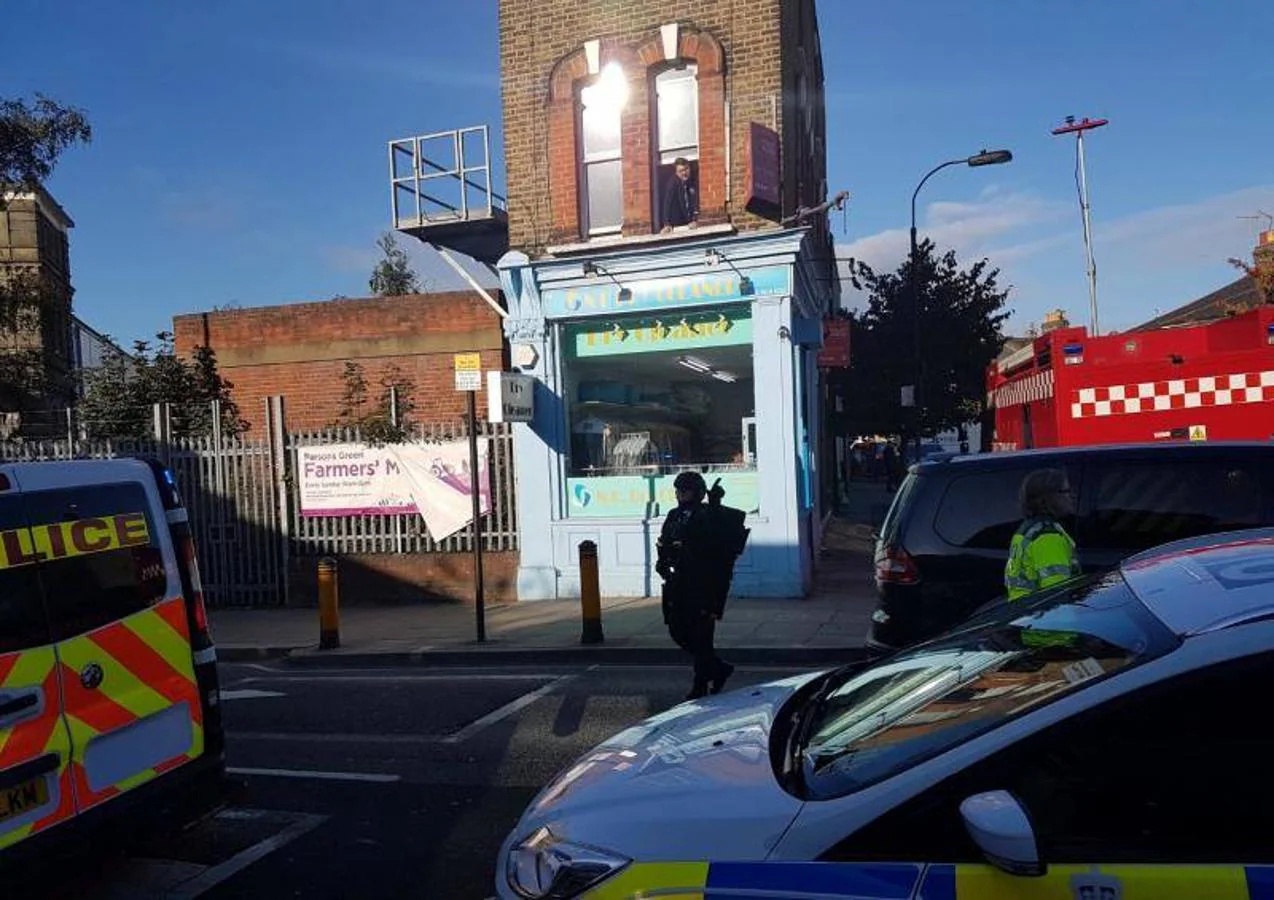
left=1005, top=468, right=1082, bottom=601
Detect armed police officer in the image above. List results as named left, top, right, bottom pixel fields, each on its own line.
left=657, top=471, right=749, bottom=700
left=1005, top=468, right=1082, bottom=601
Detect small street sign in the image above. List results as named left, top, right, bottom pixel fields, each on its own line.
left=454, top=352, right=482, bottom=392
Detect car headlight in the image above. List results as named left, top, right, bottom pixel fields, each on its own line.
left=507, top=827, right=629, bottom=899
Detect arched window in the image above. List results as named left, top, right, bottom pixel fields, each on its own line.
left=652, top=63, right=698, bottom=231
left=578, top=63, right=628, bottom=236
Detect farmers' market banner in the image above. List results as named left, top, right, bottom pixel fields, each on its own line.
left=298, top=441, right=490, bottom=540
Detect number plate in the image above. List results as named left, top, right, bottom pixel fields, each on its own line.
left=0, top=776, right=49, bottom=823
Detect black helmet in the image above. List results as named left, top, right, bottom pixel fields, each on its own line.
left=673, top=471, right=707, bottom=496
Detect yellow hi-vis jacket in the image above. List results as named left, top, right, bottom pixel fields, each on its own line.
left=1005, top=517, right=1081, bottom=601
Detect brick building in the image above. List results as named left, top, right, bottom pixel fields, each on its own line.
left=171, top=291, right=506, bottom=433
left=0, top=186, right=77, bottom=418
left=396, top=0, right=841, bottom=600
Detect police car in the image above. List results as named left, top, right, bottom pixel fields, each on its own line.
left=497, top=528, right=1274, bottom=899
left=0, top=458, right=226, bottom=868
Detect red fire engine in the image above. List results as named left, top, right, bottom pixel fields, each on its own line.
left=986, top=306, right=1274, bottom=449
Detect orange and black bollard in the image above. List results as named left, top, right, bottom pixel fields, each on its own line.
left=579, top=541, right=603, bottom=644
left=318, top=557, right=340, bottom=650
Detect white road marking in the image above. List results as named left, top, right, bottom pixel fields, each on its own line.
left=230, top=730, right=449, bottom=745
left=166, top=811, right=328, bottom=899
left=219, top=689, right=287, bottom=701
left=442, top=674, right=574, bottom=744
left=236, top=673, right=561, bottom=685
left=227, top=766, right=401, bottom=783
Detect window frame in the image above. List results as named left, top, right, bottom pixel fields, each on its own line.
left=576, top=76, right=625, bottom=237
left=651, top=62, right=700, bottom=232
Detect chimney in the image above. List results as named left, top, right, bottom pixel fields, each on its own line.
left=1041, top=308, right=1070, bottom=333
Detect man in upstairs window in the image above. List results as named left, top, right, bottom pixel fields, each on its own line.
left=661, top=157, right=699, bottom=234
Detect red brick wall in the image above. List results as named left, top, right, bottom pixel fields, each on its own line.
left=499, top=0, right=830, bottom=255
left=172, top=292, right=506, bottom=433
left=288, top=551, right=518, bottom=606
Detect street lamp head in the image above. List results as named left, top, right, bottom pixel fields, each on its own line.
left=967, top=149, right=1013, bottom=167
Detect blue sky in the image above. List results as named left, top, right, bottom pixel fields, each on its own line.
left=8, top=0, right=1273, bottom=346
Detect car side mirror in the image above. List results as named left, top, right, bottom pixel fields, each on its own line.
left=959, top=791, right=1045, bottom=877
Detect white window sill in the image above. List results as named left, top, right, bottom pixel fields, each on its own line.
left=546, top=223, right=737, bottom=256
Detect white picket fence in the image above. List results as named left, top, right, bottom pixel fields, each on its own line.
left=0, top=398, right=518, bottom=607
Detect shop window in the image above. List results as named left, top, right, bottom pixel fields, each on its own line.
left=653, top=64, right=699, bottom=232
left=578, top=63, right=628, bottom=236
left=562, top=307, right=756, bottom=511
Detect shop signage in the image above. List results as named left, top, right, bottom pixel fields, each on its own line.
left=569, top=309, right=752, bottom=358
left=817, top=319, right=851, bottom=368
left=454, top=352, right=482, bottom=392
left=565, top=471, right=759, bottom=519
left=487, top=371, right=535, bottom=423
left=745, top=122, right=781, bottom=218
left=298, top=441, right=490, bottom=539
left=542, top=265, right=790, bottom=318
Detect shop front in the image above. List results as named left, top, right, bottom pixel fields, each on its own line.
left=497, top=228, right=830, bottom=600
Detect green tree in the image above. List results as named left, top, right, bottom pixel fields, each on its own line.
left=368, top=232, right=421, bottom=297
left=0, top=94, right=91, bottom=196
left=843, top=239, right=1011, bottom=438
left=332, top=361, right=415, bottom=444
left=78, top=333, right=246, bottom=440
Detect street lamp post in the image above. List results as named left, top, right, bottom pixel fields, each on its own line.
left=907, top=149, right=1012, bottom=460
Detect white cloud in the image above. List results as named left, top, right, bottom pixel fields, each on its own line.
left=837, top=189, right=1066, bottom=289
left=1095, top=184, right=1274, bottom=267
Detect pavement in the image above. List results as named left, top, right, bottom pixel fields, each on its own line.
left=209, top=481, right=895, bottom=668
left=36, top=660, right=816, bottom=899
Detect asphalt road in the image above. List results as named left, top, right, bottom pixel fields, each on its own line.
left=35, top=659, right=810, bottom=899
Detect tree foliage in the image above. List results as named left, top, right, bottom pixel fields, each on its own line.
left=368, top=232, right=421, bottom=297
left=78, top=333, right=246, bottom=440
left=840, top=240, right=1011, bottom=438
left=0, top=94, right=91, bottom=195
left=332, top=361, right=416, bottom=445
left=1228, top=254, right=1274, bottom=306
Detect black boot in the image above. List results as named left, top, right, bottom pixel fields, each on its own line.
left=686, top=680, right=709, bottom=700
left=710, top=661, right=734, bottom=695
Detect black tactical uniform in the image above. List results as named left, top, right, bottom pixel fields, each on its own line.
left=657, top=472, right=750, bottom=699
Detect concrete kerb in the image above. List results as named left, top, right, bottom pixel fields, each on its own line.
left=216, top=644, right=878, bottom=669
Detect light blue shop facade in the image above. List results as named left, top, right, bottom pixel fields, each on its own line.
left=497, top=227, right=833, bottom=601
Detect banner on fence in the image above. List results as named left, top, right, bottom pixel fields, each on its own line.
left=298, top=441, right=490, bottom=539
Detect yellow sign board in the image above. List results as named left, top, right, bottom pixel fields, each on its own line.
left=1189, top=425, right=1208, bottom=442
left=453, top=353, right=481, bottom=371
left=0, top=512, right=151, bottom=570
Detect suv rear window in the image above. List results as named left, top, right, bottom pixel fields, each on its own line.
left=934, top=469, right=1030, bottom=549
left=1085, top=460, right=1265, bottom=552
left=22, top=483, right=167, bottom=641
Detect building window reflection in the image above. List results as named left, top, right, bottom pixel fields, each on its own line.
left=578, top=62, right=628, bottom=236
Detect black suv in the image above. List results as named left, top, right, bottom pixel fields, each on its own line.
left=869, top=442, right=1274, bottom=650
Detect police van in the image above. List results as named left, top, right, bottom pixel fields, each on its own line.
left=0, top=458, right=226, bottom=866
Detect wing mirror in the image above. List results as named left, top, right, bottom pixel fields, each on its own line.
left=959, top=791, right=1045, bottom=877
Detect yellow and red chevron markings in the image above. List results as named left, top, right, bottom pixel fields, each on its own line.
left=0, top=595, right=203, bottom=850
left=0, top=648, right=75, bottom=851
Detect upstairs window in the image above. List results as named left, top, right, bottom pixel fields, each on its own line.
left=653, top=64, right=699, bottom=231
left=578, top=63, right=628, bottom=236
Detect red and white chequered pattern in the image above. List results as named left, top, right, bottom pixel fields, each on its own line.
left=990, top=369, right=1055, bottom=409
left=1070, top=370, right=1274, bottom=418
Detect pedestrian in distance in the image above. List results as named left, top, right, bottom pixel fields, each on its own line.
left=656, top=471, right=750, bottom=700
left=1004, top=468, right=1082, bottom=601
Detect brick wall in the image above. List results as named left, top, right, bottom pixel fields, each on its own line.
left=172, top=291, right=507, bottom=433
left=288, top=551, right=518, bottom=606
left=500, top=0, right=830, bottom=255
